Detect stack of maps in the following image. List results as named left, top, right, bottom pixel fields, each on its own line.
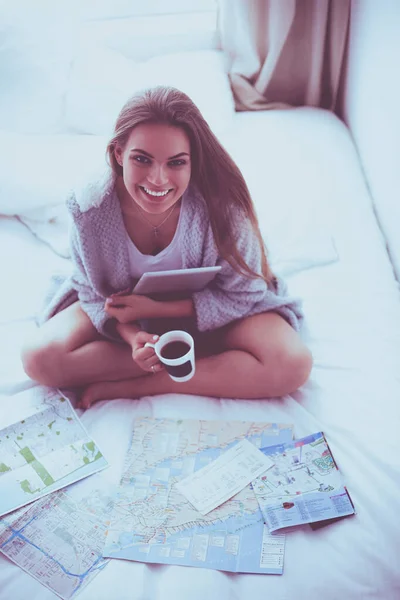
left=0, top=387, right=355, bottom=599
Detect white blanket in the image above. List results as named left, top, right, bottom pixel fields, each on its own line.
left=1, top=108, right=399, bottom=600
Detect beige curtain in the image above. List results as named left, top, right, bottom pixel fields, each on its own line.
left=218, top=0, right=350, bottom=113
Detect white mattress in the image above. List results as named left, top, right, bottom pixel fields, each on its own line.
left=1, top=108, right=400, bottom=600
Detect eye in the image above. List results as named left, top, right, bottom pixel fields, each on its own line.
left=168, top=159, right=187, bottom=167
left=132, top=155, right=151, bottom=164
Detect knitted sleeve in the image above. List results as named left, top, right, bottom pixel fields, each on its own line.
left=191, top=215, right=303, bottom=332
left=68, top=199, right=120, bottom=341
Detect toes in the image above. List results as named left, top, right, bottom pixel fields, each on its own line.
left=78, top=387, right=96, bottom=410
left=76, top=398, right=89, bottom=410
left=80, top=398, right=91, bottom=410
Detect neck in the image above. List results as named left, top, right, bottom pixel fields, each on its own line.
left=122, top=197, right=181, bottom=224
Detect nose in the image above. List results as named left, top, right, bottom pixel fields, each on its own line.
left=147, top=163, right=168, bottom=186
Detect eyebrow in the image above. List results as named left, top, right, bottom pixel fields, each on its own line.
left=129, top=148, right=190, bottom=160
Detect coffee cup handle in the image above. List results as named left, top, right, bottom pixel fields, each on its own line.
left=144, top=342, right=156, bottom=349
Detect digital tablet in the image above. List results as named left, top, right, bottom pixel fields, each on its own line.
left=132, top=266, right=222, bottom=295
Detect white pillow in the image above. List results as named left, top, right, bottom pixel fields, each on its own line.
left=65, top=47, right=235, bottom=137
left=218, top=110, right=340, bottom=277
left=0, top=132, right=108, bottom=214
left=136, top=51, right=236, bottom=136
left=0, top=106, right=339, bottom=281
left=65, top=42, right=141, bottom=137
left=0, top=1, right=77, bottom=134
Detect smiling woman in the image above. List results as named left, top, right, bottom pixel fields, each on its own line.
left=111, top=121, right=192, bottom=256
left=115, top=122, right=191, bottom=219
left=21, top=85, right=311, bottom=408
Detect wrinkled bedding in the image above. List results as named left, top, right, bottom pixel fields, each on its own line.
left=1, top=108, right=399, bottom=600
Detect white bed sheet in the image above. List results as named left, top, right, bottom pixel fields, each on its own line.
left=1, top=108, right=400, bottom=600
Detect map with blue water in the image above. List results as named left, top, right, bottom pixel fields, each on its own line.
left=0, top=487, right=112, bottom=599
left=103, top=418, right=292, bottom=574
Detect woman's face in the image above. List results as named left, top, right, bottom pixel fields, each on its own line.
left=115, top=122, right=191, bottom=215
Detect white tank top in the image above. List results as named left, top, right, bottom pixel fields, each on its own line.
left=126, top=199, right=184, bottom=278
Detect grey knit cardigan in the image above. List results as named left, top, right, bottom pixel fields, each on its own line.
left=38, top=170, right=303, bottom=341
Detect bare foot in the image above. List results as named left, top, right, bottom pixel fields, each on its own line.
left=79, top=380, right=134, bottom=410
left=78, top=369, right=170, bottom=410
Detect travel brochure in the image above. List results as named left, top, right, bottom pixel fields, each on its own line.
left=252, top=432, right=355, bottom=533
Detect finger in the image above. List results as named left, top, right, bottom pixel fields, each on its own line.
left=136, top=333, right=159, bottom=346
left=142, top=354, right=165, bottom=371
left=105, top=305, right=128, bottom=319
left=134, top=347, right=156, bottom=361
left=143, top=354, right=163, bottom=367
left=104, top=303, right=118, bottom=314
left=132, top=352, right=164, bottom=372
left=106, top=297, right=128, bottom=308
left=144, top=362, right=165, bottom=373
left=133, top=336, right=159, bottom=353
left=104, top=304, right=127, bottom=314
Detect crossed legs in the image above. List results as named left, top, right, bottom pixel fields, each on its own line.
left=21, top=302, right=312, bottom=409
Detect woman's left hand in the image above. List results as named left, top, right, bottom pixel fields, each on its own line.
left=104, top=292, right=158, bottom=323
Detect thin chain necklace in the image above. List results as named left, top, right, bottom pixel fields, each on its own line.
left=130, top=201, right=179, bottom=239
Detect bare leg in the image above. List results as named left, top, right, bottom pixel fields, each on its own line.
left=80, top=312, right=313, bottom=408
left=21, top=302, right=147, bottom=388
left=50, top=340, right=146, bottom=387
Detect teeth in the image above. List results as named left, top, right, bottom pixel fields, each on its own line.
left=142, top=186, right=170, bottom=197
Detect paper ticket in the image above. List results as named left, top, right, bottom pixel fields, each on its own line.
left=176, top=439, right=274, bottom=515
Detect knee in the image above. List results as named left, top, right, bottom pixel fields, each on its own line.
left=278, top=345, right=313, bottom=394
left=260, top=344, right=312, bottom=397
left=21, top=343, right=63, bottom=387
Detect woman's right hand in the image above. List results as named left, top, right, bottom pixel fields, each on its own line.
left=131, top=331, right=164, bottom=373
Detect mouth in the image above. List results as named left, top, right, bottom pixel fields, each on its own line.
left=139, top=185, right=173, bottom=199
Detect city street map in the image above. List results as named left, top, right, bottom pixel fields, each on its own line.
left=0, top=387, right=108, bottom=517
left=0, top=484, right=112, bottom=599
left=104, top=418, right=293, bottom=574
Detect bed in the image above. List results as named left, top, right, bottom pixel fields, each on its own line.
left=1, top=103, right=400, bottom=599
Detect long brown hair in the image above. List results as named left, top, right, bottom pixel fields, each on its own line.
left=107, top=86, right=274, bottom=283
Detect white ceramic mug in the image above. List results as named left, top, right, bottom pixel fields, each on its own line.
left=145, top=330, right=195, bottom=382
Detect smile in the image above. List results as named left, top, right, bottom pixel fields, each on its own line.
left=140, top=186, right=172, bottom=197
